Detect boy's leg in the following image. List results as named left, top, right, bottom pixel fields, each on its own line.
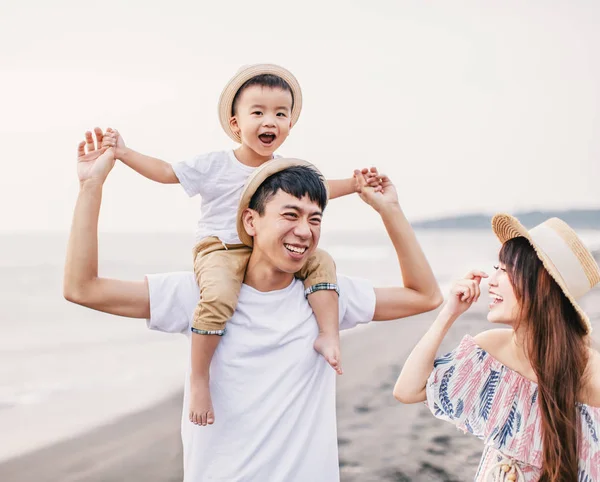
left=297, top=249, right=342, bottom=374
left=190, top=238, right=251, bottom=425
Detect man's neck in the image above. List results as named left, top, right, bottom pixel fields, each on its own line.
left=244, top=252, right=295, bottom=293
left=234, top=145, right=272, bottom=168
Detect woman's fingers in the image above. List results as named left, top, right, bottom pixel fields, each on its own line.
left=464, top=269, right=489, bottom=280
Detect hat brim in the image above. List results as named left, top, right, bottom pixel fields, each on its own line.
left=236, top=158, right=328, bottom=248
left=491, top=213, right=592, bottom=334
left=219, top=64, right=303, bottom=143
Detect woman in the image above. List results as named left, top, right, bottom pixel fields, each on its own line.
left=394, top=214, right=600, bottom=481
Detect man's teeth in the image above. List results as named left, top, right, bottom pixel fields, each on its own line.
left=285, top=244, right=306, bottom=254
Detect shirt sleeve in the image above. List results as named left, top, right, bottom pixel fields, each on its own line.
left=145, top=272, right=198, bottom=334
left=337, top=274, right=376, bottom=331
left=172, top=153, right=214, bottom=198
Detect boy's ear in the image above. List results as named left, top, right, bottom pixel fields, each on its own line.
left=229, top=116, right=241, bottom=136
left=242, top=208, right=257, bottom=239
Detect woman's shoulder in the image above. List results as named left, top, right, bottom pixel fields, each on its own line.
left=581, top=348, right=600, bottom=407
left=472, top=329, right=513, bottom=355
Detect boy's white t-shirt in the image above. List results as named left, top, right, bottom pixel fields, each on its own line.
left=173, top=150, right=259, bottom=245
left=146, top=272, right=376, bottom=482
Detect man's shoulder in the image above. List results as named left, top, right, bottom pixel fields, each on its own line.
left=147, top=272, right=198, bottom=303
left=146, top=272, right=198, bottom=334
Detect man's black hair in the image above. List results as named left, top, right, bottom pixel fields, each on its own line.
left=249, top=166, right=327, bottom=215
left=231, top=74, right=294, bottom=116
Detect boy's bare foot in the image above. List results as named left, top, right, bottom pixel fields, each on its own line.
left=189, top=376, right=215, bottom=426
left=314, top=333, right=343, bottom=375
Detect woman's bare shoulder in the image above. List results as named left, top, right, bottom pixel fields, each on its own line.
left=583, top=348, right=600, bottom=407
left=472, top=329, right=513, bottom=355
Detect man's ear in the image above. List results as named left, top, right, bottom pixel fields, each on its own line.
left=229, top=116, right=241, bottom=136
left=242, top=208, right=258, bottom=238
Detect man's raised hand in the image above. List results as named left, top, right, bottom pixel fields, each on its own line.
left=77, top=128, right=115, bottom=185
left=354, top=169, right=399, bottom=213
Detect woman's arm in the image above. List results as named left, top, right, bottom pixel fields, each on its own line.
left=392, top=270, right=488, bottom=403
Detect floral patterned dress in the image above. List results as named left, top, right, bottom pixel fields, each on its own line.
left=426, top=335, right=600, bottom=481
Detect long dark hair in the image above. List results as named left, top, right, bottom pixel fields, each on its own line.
left=499, top=237, right=589, bottom=481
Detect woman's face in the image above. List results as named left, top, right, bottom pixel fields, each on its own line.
left=487, top=260, right=521, bottom=325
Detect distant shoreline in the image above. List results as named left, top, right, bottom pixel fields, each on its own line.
left=412, top=208, right=600, bottom=230
left=1, top=209, right=599, bottom=235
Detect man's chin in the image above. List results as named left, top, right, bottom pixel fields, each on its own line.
left=275, top=257, right=307, bottom=275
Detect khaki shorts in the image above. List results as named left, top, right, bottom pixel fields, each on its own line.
left=191, top=236, right=337, bottom=333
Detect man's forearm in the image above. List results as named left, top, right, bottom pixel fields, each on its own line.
left=120, top=148, right=179, bottom=184
left=64, top=181, right=103, bottom=300
left=380, top=204, right=442, bottom=300
left=327, top=178, right=356, bottom=200
left=393, top=307, right=456, bottom=403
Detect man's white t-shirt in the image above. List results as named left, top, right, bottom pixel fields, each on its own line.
left=172, top=150, right=257, bottom=245
left=146, top=272, right=376, bottom=482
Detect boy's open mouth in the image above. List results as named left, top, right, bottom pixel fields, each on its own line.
left=259, top=133, right=276, bottom=145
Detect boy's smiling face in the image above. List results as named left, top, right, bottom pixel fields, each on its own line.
left=229, top=85, right=293, bottom=158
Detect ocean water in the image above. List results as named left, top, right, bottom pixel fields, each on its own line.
left=1, top=229, right=599, bottom=462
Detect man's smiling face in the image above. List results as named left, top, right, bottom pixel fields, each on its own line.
left=245, top=190, right=322, bottom=274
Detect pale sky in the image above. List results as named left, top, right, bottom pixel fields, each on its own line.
left=1, top=0, right=599, bottom=232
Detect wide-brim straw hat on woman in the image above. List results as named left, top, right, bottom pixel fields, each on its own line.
left=236, top=158, right=327, bottom=248
left=218, top=64, right=303, bottom=143
left=492, top=214, right=600, bottom=333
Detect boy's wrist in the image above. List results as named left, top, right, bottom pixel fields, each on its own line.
left=116, top=146, right=131, bottom=161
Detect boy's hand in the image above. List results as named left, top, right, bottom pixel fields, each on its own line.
left=101, top=127, right=127, bottom=160
left=356, top=167, right=382, bottom=192
left=77, top=128, right=116, bottom=185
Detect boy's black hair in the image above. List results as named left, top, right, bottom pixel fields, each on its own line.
left=231, top=74, right=294, bottom=116
left=249, top=166, right=327, bottom=215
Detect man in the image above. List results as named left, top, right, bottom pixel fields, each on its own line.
left=64, top=133, right=443, bottom=481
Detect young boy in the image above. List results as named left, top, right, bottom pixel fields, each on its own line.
left=101, top=64, right=380, bottom=426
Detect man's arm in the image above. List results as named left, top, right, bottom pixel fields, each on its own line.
left=63, top=131, right=151, bottom=318
left=355, top=172, right=443, bottom=321
left=103, top=128, right=179, bottom=184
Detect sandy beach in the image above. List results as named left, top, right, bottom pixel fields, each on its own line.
left=1, top=231, right=598, bottom=482
left=2, top=279, right=599, bottom=482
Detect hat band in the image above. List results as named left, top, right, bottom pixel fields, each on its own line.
left=529, top=223, right=591, bottom=299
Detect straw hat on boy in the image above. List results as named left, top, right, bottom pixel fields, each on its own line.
left=492, top=214, right=600, bottom=333
left=236, top=158, right=328, bottom=248
left=218, top=64, right=303, bottom=143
